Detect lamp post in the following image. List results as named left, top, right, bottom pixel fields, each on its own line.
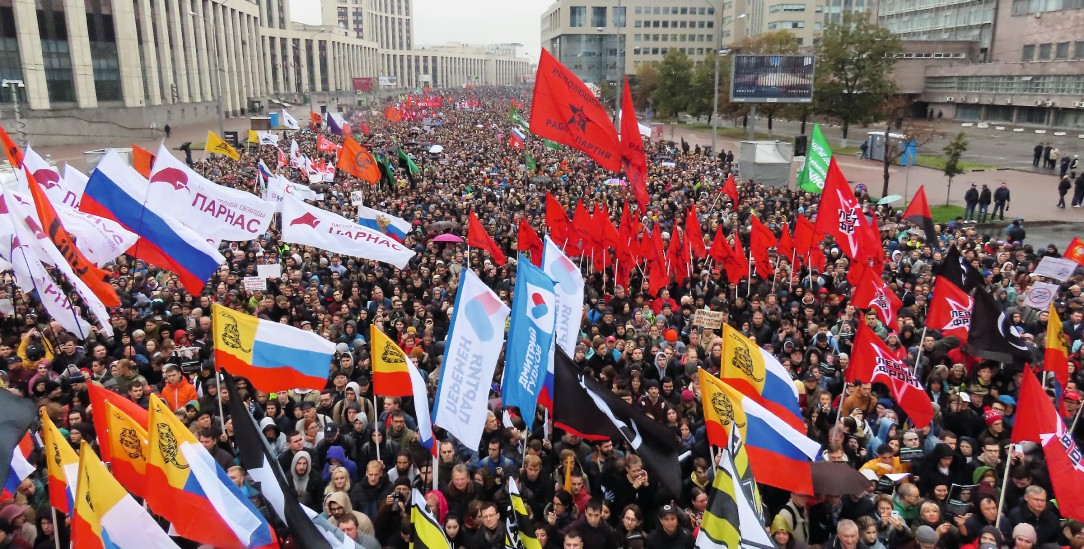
left=712, top=13, right=745, bottom=154
left=189, top=10, right=224, bottom=137
left=1, top=79, right=26, bottom=147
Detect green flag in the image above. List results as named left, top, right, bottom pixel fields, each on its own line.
left=543, top=138, right=562, bottom=151
left=796, top=123, right=832, bottom=194
left=397, top=148, right=419, bottom=175
left=525, top=152, right=537, bottom=172
left=509, top=106, right=530, bottom=131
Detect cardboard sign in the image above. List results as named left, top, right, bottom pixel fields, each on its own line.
left=242, top=277, right=267, bottom=293
left=1023, top=281, right=1059, bottom=310
left=1035, top=256, right=1079, bottom=282
left=351, top=190, right=364, bottom=205
left=256, top=264, right=282, bottom=279
left=691, top=309, right=724, bottom=329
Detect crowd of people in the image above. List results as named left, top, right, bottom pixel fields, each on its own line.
left=1, top=85, right=1083, bottom=549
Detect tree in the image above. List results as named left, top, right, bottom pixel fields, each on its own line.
left=942, top=132, right=969, bottom=205
left=687, top=54, right=716, bottom=120
left=813, top=14, right=902, bottom=144
left=652, top=49, right=693, bottom=117
left=597, top=80, right=618, bottom=112
left=632, top=63, right=660, bottom=111
left=733, top=31, right=800, bottom=133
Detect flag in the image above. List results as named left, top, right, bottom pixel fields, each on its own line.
left=277, top=147, right=287, bottom=169
left=375, top=153, right=396, bottom=186
left=696, top=427, right=774, bottom=549
left=248, top=129, right=259, bottom=144
left=411, top=488, right=452, bottom=549
left=432, top=269, right=510, bottom=450
left=518, top=219, right=543, bottom=266
left=72, top=440, right=181, bottom=549
left=509, top=106, right=530, bottom=131
left=932, top=245, right=984, bottom=293
left=384, top=106, right=402, bottom=122
left=281, top=109, right=300, bottom=130
left=223, top=374, right=336, bottom=549
left=369, top=326, right=435, bottom=451
left=720, top=324, right=805, bottom=432
left=721, top=173, right=739, bottom=205
left=710, top=228, right=745, bottom=286
left=848, top=323, right=935, bottom=428
left=87, top=383, right=148, bottom=463
left=148, top=144, right=275, bottom=241
left=213, top=302, right=337, bottom=392
left=503, top=256, right=557, bottom=417
left=529, top=49, right=623, bottom=171
left=777, top=222, right=795, bottom=263
left=506, top=478, right=542, bottom=549
left=507, top=127, right=526, bottom=149
left=902, top=185, right=939, bottom=250
left=545, top=192, right=571, bottom=246
left=814, top=157, right=877, bottom=261
left=0, top=124, right=23, bottom=167
left=325, top=112, right=344, bottom=135
left=1012, top=369, right=1084, bottom=521
left=146, top=394, right=276, bottom=549
left=397, top=148, right=420, bottom=175
left=281, top=194, right=415, bottom=269
left=796, top=123, right=832, bottom=193
left=264, top=174, right=318, bottom=207
left=685, top=206, right=708, bottom=259
left=570, top=200, right=593, bottom=256
left=543, top=138, right=562, bottom=150
left=542, top=235, right=584, bottom=409
left=102, top=400, right=150, bottom=499
left=1, top=434, right=33, bottom=501
left=792, top=215, right=821, bottom=263
left=309, top=111, right=323, bottom=126
left=23, top=146, right=84, bottom=208
left=525, top=151, right=538, bottom=172
left=356, top=204, right=410, bottom=241
left=41, top=410, right=79, bottom=513
left=132, top=144, right=156, bottom=178
left=731, top=229, right=750, bottom=282
left=698, top=369, right=819, bottom=495
left=467, top=211, right=507, bottom=266
left=925, top=276, right=973, bottom=343
left=26, top=169, right=119, bottom=307
left=749, top=216, right=776, bottom=278
left=317, top=134, right=336, bottom=153
left=337, top=135, right=382, bottom=184
left=619, top=78, right=650, bottom=210
left=851, top=266, right=902, bottom=329
left=1046, top=304, right=1070, bottom=388
left=553, top=348, right=683, bottom=497
left=205, top=131, right=240, bottom=160
left=1065, top=237, right=1084, bottom=268
left=82, top=150, right=225, bottom=294
left=0, top=390, right=33, bottom=495
left=962, top=286, right=1034, bottom=364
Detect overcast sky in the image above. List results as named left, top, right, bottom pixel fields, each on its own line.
left=291, top=0, right=552, bottom=59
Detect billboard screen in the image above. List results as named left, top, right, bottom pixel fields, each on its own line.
left=729, top=55, right=815, bottom=103
left=353, top=77, right=373, bottom=92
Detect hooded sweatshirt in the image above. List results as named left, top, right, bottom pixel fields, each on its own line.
left=323, top=445, right=358, bottom=482
left=323, top=491, right=376, bottom=536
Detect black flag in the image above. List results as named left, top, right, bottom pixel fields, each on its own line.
left=0, top=389, right=34, bottom=489
left=553, top=349, right=683, bottom=498
left=962, top=286, right=1034, bottom=364
left=933, top=246, right=984, bottom=293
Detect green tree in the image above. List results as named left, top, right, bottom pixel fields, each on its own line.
left=687, top=54, right=716, bottom=120
left=652, top=49, right=693, bottom=117
left=942, top=132, right=969, bottom=205
left=632, top=63, right=660, bottom=111
left=597, top=80, right=618, bottom=112
left=813, top=13, right=902, bottom=143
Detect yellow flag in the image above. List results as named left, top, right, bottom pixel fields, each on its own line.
left=41, top=409, right=79, bottom=513
left=205, top=131, right=240, bottom=161
left=248, top=130, right=259, bottom=144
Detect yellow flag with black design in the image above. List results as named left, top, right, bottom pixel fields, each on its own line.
left=205, top=130, right=240, bottom=160
left=248, top=129, right=259, bottom=144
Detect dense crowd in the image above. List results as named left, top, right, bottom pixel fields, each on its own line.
left=1, top=85, right=1083, bottom=549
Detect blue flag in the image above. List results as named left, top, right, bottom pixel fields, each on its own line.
left=501, top=255, right=557, bottom=416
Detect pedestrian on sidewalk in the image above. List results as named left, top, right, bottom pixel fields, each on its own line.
left=164, top=123, right=172, bottom=138
left=1058, top=176, right=1071, bottom=208
left=1049, top=146, right=1060, bottom=170
left=859, top=140, right=869, bottom=160
left=1072, top=173, right=1084, bottom=207
left=1033, top=143, right=1044, bottom=167
left=977, top=184, right=992, bottom=222
left=964, top=183, right=979, bottom=222
left=1071, top=155, right=1079, bottom=179
left=1060, top=154, right=1071, bottom=178
left=1043, top=143, right=1053, bottom=168
left=992, top=182, right=1011, bottom=221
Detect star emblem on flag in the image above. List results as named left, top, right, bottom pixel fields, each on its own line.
left=567, top=104, right=589, bottom=133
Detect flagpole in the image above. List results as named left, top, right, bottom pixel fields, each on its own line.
left=788, top=249, right=796, bottom=292
left=49, top=507, right=60, bottom=549
left=214, top=371, right=227, bottom=437
left=1072, top=398, right=1084, bottom=434
left=373, top=393, right=381, bottom=463
left=995, top=449, right=1013, bottom=529
left=770, top=254, right=781, bottom=294
left=912, top=326, right=929, bottom=381
left=746, top=244, right=752, bottom=297
left=432, top=453, right=438, bottom=491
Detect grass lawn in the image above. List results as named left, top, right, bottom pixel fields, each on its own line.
left=929, top=204, right=967, bottom=223
left=914, top=155, right=995, bottom=171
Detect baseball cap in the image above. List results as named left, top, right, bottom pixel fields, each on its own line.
left=659, top=504, right=678, bottom=517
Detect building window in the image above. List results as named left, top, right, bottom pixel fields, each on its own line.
left=591, top=6, right=606, bottom=27
left=613, top=6, right=626, bottom=27
left=0, top=5, right=20, bottom=83
left=1075, top=41, right=1084, bottom=58
left=37, top=0, right=75, bottom=103
left=1022, top=44, right=1035, bottom=60
left=1038, top=43, right=1052, bottom=59
left=1056, top=42, right=1070, bottom=58
left=770, top=3, right=807, bottom=12
left=635, top=6, right=643, bottom=14
left=569, top=6, right=585, bottom=27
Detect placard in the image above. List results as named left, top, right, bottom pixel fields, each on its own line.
left=242, top=277, right=267, bottom=293
left=350, top=190, right=364, bottom=205
left=1023, top=281, right=1059, bottom=310
left=691, top=309, right=724, bottom=329
left=1035, top=256, right=1079, bottom=282
left=898, top=446, right=924, bottom=463
left=256, top=264, right=282, bottom=279
left=946, top=484, right=978, bottom=517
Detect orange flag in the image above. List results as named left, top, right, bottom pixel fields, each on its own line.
left=26, top=169, right=120, bottom=307
left=132, top=145, right=156, bottom=178
left=0, top=124, right=23, bottom=168
left=467, top=211, right=507, bottom=266
left=337, top=135, right=381, bottom=184
left=1066, top=237, right=1084, bottom=268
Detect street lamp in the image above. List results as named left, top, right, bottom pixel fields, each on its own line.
left=189, top=10, right=225, bottom=137
left=712, top=13, right=745, bottom=154
left=1, top=79, right=26, bottom=147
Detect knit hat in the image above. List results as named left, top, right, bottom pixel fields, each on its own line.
left=681, top=389, right=695, bottom=403
left=915, top=525, right=937, bottom=545
left=983, top=407, right=1002, bottom=426
left=664, top=328, right=679, bottom=342
left=1012, top=523, right=1037, bottom=544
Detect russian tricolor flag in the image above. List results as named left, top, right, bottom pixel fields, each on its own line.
left=81, top=150, right=224, bottom=294
left=357, top=204, right=410, bottom=241
left=508, top=128, right=526, bottom=149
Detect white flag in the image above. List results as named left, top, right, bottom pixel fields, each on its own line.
left=289, top=140, right=304, bottom=168
left=256, top=131, right=280, bottom=146
left=21, top=191, right=137, bottom=266
left=280, top=194, right=415, bottom=269
left=542, top=235, right=585, bottom=356
left=148, top=144, right=275, bottom=241
left=263, top=175, right=317, bottom=210
left=281, top=109, right=300, bottom=130
left=23, top=146, right=85, bottom=209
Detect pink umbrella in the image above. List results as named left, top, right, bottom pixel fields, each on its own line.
left=431, top=234, right=464, bottom=243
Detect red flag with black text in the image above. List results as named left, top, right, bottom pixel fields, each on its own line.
left=925, top=276, right=973, bottom=343
left=848, top=323, right=935, bottom=428
left=619, top=78, right=650, bottom=210
left=814, top=158, right=878, bottom=261
left=467, top=211, right=507, bottom=266
left=851, top=264, right=902, bottom=329
left=529, top=49, right=623, bottom=171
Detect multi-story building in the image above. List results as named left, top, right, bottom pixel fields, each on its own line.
left=877, top=0, right=995, bottom=59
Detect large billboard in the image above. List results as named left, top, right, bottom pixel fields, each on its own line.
left=352, top=77, right=373, bottom=92
left=729, top=55, right=815, bottom=103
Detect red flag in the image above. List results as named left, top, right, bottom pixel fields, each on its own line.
left=749, top=216, right=777, bottom=278
left=666, top=228, right=687, bottom=280
left=276, top=148, right=287, bottom=169
left=902, top=185, right=939, bottom=250
left=814, top=158, right=878, bottom=261
left=132, top=145, right=156, bottom=179
left=721, top=173, right=739, bottom=205
left=729, top=229, right=750, bottom=283
left=545, top=192, right=572, bottom=249
left=517, top=219, right=543, bottom=266
left=467, top=211, right=507, bottom=266
left=792, top=215, right=821, bottom=260
left=926, top=276, right=973, bottom=343
left=1012, top=369, right=1084, bottom=522
left=1065, top=237, right=1084, bottom=268
left=851, top=266, right=902, bottom=329
left=317, top=134, right=336, bottom=153
left=590, top=203, right=609, bottom=272
left=383, top=106, right=402, bottom=122
left=619, top=78, right=649, bottom=210
left=777, top=221, right=795, bottom=263
left=571, top=200, right=593, bottom=257
left=25, top=170, right=120, bottom=307
left=309, top=111, right=322, bottom=126
left=359, top=122, right=372, bottom=136
left=529, top=49, right=622, bottom=171
left=0, top=124, right=23, bottom=168
left=684, top=207, right=707, bottom=259
left=336, top=135, right=381, bottom=184
left=848, top=323, right=935, bottom=428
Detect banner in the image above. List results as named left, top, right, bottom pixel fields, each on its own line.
left=502, top=257, right=557, bottom=416
left=23, top=146, right=84, bottom=208
left=796, top=123, right=831, bottom=193
left=281, top=194, right=415, bottom=269
left=432, top=269, right=510, bottom=450
left=542, top=236, right=584, bottom=356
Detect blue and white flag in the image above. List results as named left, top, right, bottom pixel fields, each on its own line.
left=357, top=204, right=411, bottom=241
left=502, top=256, right=557, bottom=416
left=542, top=236, right=584, bottom=355
left=432, top=269, right=510, bottom=449
left=281, top=109, right=300, bottom=130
